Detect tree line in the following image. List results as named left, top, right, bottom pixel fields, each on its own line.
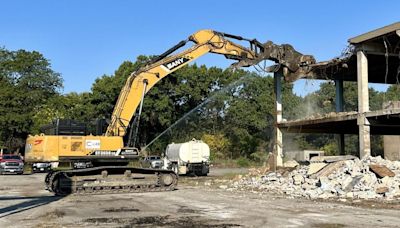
left=1, top=47, right=399, bottom=160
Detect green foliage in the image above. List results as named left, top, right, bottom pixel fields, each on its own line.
left=384, top=85, right=400, bottom=101
left=344, top=135, right=358, bottom=156
left=222, top=75, right=274, bottom=158
left=371, top=135, right=383, bottom=157
left=321, top=141, right=339, bottom=156
left=236, top=157, right=251, bottom=167
left=201, top=133, right=231, bottom=160
left=0, top=47, right=62, bottom=150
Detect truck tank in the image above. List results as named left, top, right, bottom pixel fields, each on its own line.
left=165, top=139, right=210, bottom=176
left=166, top=139, right=210, bottom=163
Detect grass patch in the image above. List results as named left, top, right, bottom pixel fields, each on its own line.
left=236, top=157, right=250, bottom=167
left=211, top=158, right=263, bottom=168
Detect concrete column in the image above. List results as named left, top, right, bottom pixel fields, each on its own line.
left=274, top=70, right=283, bottom=167
left=357, top=51, right=371, bottom=158
left=335, top=79, right=345, bottom=155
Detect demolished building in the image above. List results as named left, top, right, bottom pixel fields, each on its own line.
left=271, top=22, right=400, bottom=165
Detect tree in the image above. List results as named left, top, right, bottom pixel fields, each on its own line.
left=0, top=47, right=62, bottom=150
left=31, top=92, right=95, bottom=133
left=223, top=75, right=274, bottom=157
left=201, top=133, right=231, bottom=160
left=139, top=64, right=247, bottom=150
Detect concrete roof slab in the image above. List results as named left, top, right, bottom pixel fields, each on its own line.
left=349, top=22, right=400, bottom=44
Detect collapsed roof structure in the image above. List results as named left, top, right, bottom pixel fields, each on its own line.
left=271, top=22, right=400, bottom=165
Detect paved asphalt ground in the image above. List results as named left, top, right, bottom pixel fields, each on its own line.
left=0, top=168, right=399, bottom=227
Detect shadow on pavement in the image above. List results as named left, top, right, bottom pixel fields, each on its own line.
left=0, top=195, right=63, bottom=218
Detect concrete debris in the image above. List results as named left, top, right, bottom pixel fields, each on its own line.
left=293, top=174, right=304, bottom=185
left=247, top=167, right=270, bottom=177
left=307, top=163, right=327, bottom=175
left=229, top=156, right=400, bottom=201
left=369, top=164, right=396, bottom=178
left=310, top=155, right=357, bottom=163
left=283, top=160, right=299, bottom=168
left=312, top=160, right=346, bottom=178
left=376, top=186, right=389, bottom=194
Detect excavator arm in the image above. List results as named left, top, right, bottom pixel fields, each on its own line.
left=105, top=29, right=264, bottom=138
left=105, top=29, right=316, bottom=139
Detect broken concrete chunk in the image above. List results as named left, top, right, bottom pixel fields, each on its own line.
left=356, top=191, right=377, bottom=199
left=343, top=175, right=363, bottom=192
left=360, top=173, right=378, bottom=188
left=318, top=192, right=335, bottom=199
left=313, top=160, right=346, bottom=178
left=310, top=155, right=357, bottom=163
left=310, top=156, right=327, bottom=163
left=318, top=176, right=336, bottom=193
left=283, top=160, right=299, bottom=168
left=369, top=164, right=395, bottom=178
left=323, top=155, right=358, bottom=163
left=307, top=163, right=327, bottom=175
left=341, top=176, right=353, bottom=190
left=380, top=176, right=393, bottom=185
left=375, top=186, right=389, bottom=194
left=345, top=192, right=354, bottom=198
left=263, top=173, right=279, bottom=182
left=301, top=183, right=316, bottom=191
left=293, top=174, right=304, bottom=185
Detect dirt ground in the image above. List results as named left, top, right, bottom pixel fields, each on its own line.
left=1, top=168, right=400, bottom=228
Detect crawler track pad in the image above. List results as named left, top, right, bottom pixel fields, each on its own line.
left=45, top=166, right=178, bottom=196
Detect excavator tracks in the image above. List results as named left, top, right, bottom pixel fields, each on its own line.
left=45, top=166, right=178, bottom=196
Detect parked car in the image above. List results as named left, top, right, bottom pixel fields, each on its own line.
left=32, top=162, right=52, bottom=172
left=140, top=156, right=163, bottom=169
left=0, top=154, right=24, bottom=174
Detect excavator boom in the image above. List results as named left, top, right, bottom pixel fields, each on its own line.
left=105, top=29, right=315, bottom=139
left=106, top=30, right=263, bottom=138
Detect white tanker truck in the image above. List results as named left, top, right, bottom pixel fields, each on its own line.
left=163, top=139, right=210, bottom=176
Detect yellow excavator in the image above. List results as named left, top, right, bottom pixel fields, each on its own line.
left=25, top=29, right=315, bottom=195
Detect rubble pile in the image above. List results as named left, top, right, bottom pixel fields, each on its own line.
left=230, top=156, right=400, bottom=200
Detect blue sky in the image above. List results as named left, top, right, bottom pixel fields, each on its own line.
left=1, top=0, right=399, bottom=96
